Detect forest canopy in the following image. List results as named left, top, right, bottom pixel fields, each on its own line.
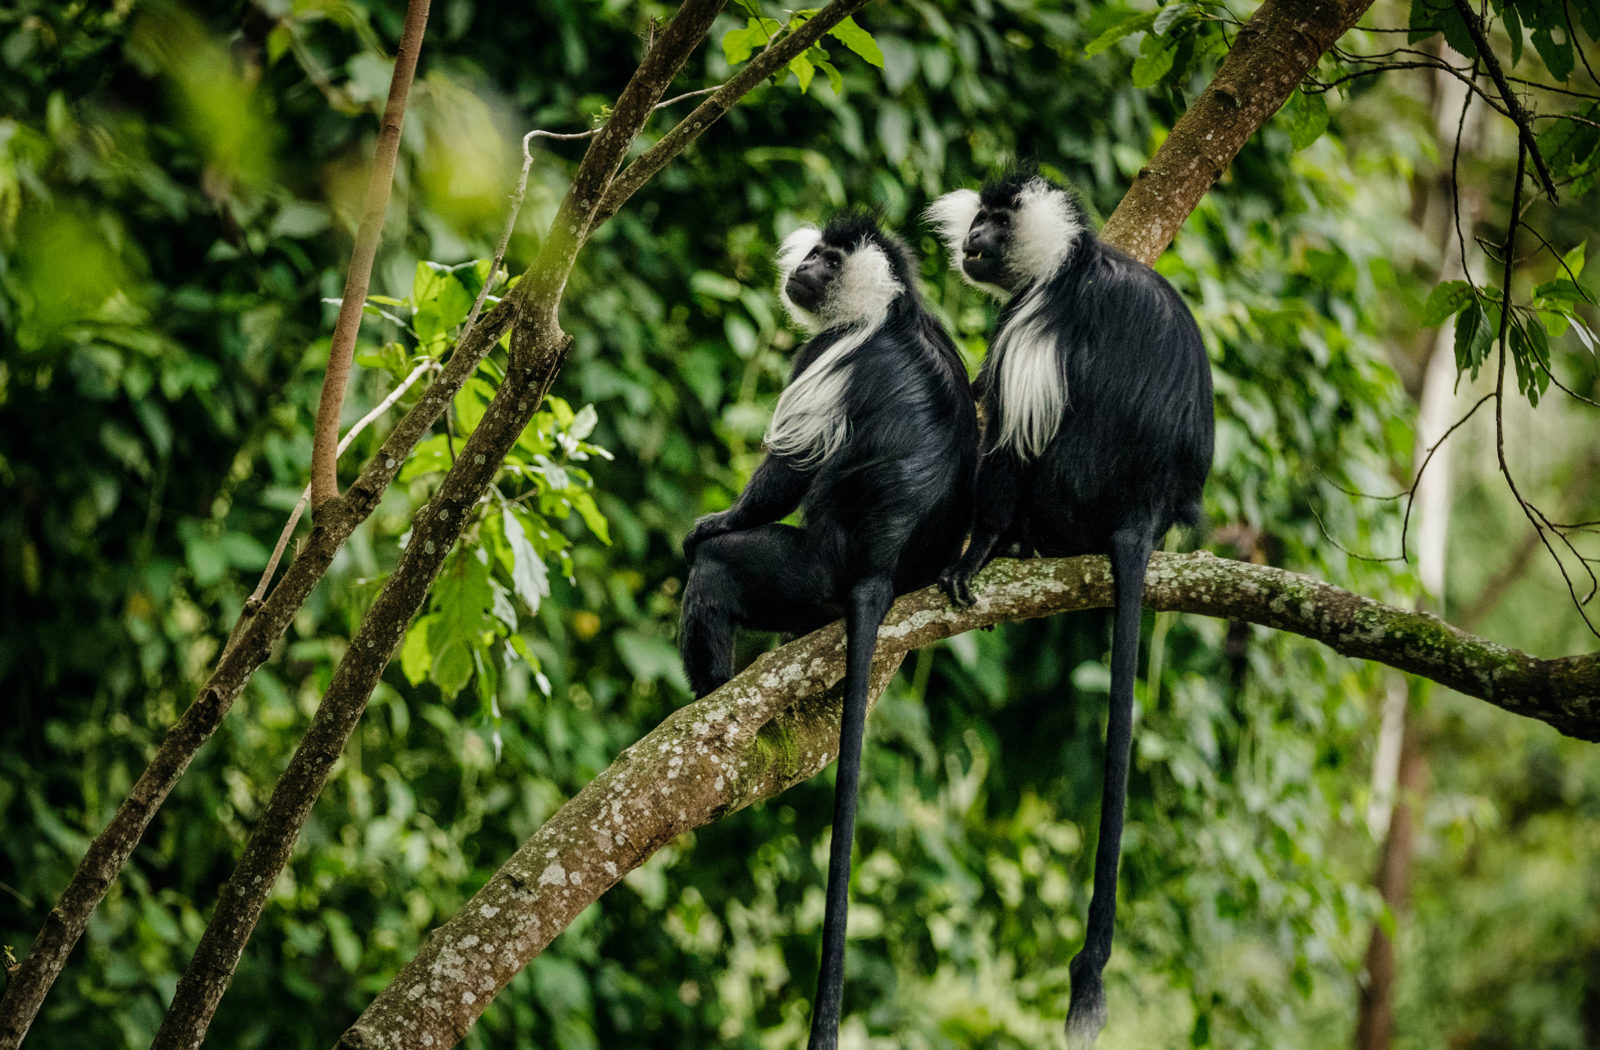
left=2, top=0, right=1599, bottom=1048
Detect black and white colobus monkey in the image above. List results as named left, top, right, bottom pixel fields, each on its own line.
left=927, top=173, right=1213, bottom=1048
left=679, top=214, right=978, bottom=1049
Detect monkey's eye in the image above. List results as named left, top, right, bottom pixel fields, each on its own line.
left=993, top=212, right=1012, bottom=227
left=823, top=251, right=843, bottom=270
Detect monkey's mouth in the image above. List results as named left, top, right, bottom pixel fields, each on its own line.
left=964, top=249, right=985, bottom=261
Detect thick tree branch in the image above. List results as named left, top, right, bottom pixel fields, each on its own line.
left=336, top=653, right=907, bottom=1050
left=343, top=553, right=1600, bottom=1048
left=1102, top=0, right=1376, bottom=265
left=310, top=0, right=431, bottom=510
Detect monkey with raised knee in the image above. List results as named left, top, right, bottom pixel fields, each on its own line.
left=679, top=213, right=978, bottom=1050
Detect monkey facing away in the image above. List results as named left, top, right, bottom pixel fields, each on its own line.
left=679, top=213, right=978, bottom=1050
left=928, top=172, right=1214, bottom=1048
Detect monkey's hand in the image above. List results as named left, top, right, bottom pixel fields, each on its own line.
left=682, top=513, right=735, bottom=565
left=939, top=562, right=978, bottom=608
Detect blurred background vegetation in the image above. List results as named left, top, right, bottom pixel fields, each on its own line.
left=2, top=0, right=1598, bottom=1047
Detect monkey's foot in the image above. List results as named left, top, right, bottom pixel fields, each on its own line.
left=938, top=565, right=977, bottom=608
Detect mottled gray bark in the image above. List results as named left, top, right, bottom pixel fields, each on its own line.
left=342, top=552, right=1600, bottom=1049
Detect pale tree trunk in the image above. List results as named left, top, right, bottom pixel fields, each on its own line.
left=1354, top=45, right=1478, bottom=1050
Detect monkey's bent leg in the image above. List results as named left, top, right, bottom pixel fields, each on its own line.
left=806, top=572, right=896, bottom=1050
left=678, top=524, right=837, bottom=698
left=941, top=448, right=1026, bottom=606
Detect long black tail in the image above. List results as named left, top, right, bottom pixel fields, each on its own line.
left=806, top=575, right=895, bottom=1050
left=1064, top=527, right=1152, bottom=1050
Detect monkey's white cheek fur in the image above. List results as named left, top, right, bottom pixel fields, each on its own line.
left=925, top=189, right=983, bottom=275
left=822, top=244, right=902, bottom=328
left=1009, top=178, right=1082, bottom=283
left=776, top=225, right=824, bottom=331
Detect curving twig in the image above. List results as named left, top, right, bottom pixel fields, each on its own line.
left=1447, top=0, right=1560, bottom=200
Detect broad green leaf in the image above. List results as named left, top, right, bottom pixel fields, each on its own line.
left=818, top=60, right=844, bottom=95
left=1502, top=1, right=1523, bottom=65
left=1281, top=89, right=1329, bottom=151
left=1131, top=36, right=1177, bottom=89
left=501, top=508, right=550, bottom=613
left=1531, top=26, right=1573, bottom=81
left=400, top=615, right=434, bottom=686
left=789, top=55, right=816, bottom=93
left=1561, top=240, right=1587, bottom=280
left=1085, top=12, right=1156, bottom=56
left=430, top=642, right=474, bottom=697
left=1421, top=279, right=1476, bottom=326
left=827, top=16, right=884, bottom=67
left=722, top=18, right=780, bottom=65
left=569, top=490, right=612, bottom=545
left=1153, top=0, right=1197, bottom=37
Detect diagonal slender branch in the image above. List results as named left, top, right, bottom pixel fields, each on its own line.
left=593, top=0, right=875, bottom=227
left=146, top=3, right=743, bottom=1046
left=342, top=552, right=1600, bottom=1049
left=310, top=0, right=432, bottom=510
left=1447, top=0, right=1561, bottom=201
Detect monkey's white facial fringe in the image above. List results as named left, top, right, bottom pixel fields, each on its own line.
left=776, top=225, right=824, bottom=332
left=925, top=189, right=982, bottom=277
left=1009, top=178, right=1082, bottom=285
left=821, top=243, right=902, bottom=329
left=992, top=284, right=1067, bottom=460
left=766, top=238, right=901, bottom=466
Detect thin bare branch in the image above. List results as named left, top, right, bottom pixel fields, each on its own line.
left=309, top=0, right=432, bottom=510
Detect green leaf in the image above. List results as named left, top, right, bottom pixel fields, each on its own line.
left=1131, top=36, right=1178, bottom=89
left=1561, top=240, right=1587, bottom=280
left=400, top=615, right=434, bottom=686
left=1421, top=279, right=1476, bottom=326
left=1531, top=26, right=1574, bottom=81
left=430, top=642, right=474, bottom=697
left=569, top=491, right=612, bottom=545
left=789, top=55, right=816, bottom=93
left=1085, top=12, right=1156, bottom=56
left=1453, top=301, right=1491, bottom=377
left=827, top=17, right=884, bottom=67
left=1502, top=1, right=1523, bottom=66
left=501, top=509, right=550, bottom=614
left=818, top=59, right=844, bottom=94
left=1282, top=88, right=1329, bottom=151
left=1533, top=278, right=1587, bottom=304
left=1153, top=0, right=1198, bottom=37
left=722, top=18, right=780, bottom=65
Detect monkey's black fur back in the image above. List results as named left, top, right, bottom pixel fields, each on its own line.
left=932, top=172, right=1213, bottom=1048
left=982, top=238, right=1211, bottom=556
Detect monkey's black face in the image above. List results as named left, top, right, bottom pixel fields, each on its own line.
left=785, top=244, right=845, bottom=314
left=962, top=207, right=1014, bottom=288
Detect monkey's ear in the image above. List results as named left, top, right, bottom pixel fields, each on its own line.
left=924, top=189, right=982, bottom=270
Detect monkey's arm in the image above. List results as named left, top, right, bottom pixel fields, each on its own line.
left=683, top=454, right=811, bottom=564
left=940, top=450, right=1024, bottom=607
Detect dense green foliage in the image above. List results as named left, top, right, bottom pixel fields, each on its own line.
left=2, top=0, right=1597, bottom=1048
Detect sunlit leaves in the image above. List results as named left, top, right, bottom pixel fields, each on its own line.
left=720, top=10, right=885, bottom=95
